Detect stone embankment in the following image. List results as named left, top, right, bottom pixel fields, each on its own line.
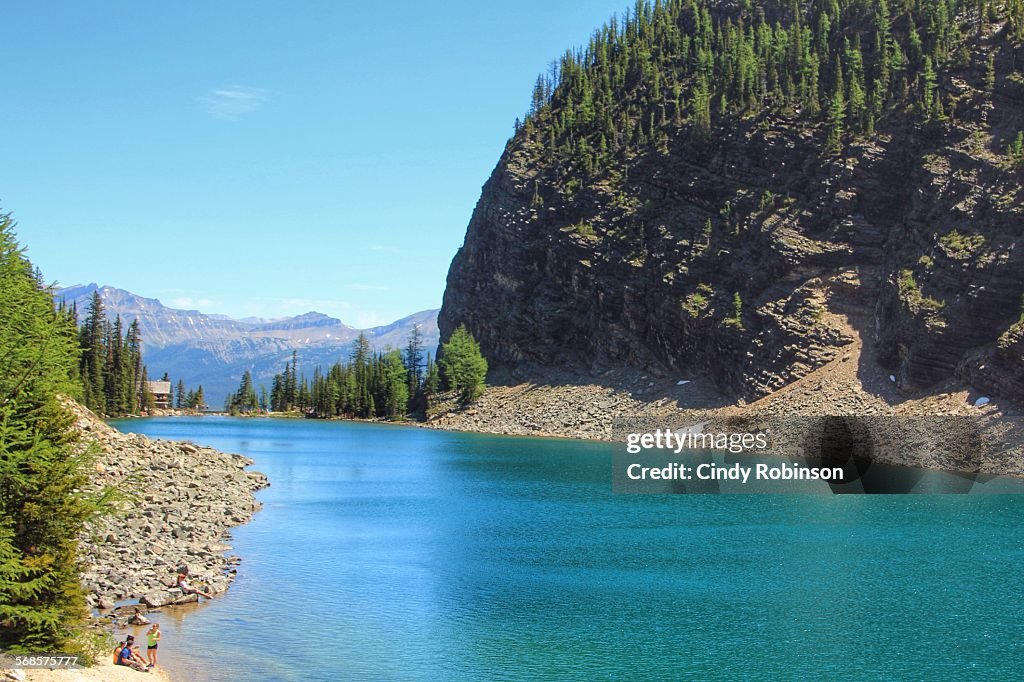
left=67, top=401, right=269, bottom=611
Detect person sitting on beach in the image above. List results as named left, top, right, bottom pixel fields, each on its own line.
left=116, top=635, right=150, bottom=672
left=176, top=567, right=213, bottom=599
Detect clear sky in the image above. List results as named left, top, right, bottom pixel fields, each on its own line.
left=0, top=1, right=629, bottom=327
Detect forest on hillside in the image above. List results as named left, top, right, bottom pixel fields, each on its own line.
left=516, top=0, right=1023, bottom=177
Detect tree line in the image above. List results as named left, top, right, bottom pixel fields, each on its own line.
left=69, top=291, right=204, bottom=416
left=226, top=324, right=488, bottom=419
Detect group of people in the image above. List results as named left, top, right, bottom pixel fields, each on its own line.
left=114, top=567, right=214, bottom=673
left=113, top=623, right=160, bottom=673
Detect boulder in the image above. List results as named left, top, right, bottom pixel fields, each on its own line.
left=141, top=590, right=180, bottom=608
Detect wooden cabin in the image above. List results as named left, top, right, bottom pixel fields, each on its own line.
left=147, top=380, right=172, bottom=409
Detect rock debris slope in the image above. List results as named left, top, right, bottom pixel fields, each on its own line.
left=68, top=402, right=269, bottom=608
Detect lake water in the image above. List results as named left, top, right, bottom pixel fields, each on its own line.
left=108, top=416, right=1024, bottom=681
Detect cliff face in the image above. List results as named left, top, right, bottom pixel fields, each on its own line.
left=441, top=2, right=1024, bottom=405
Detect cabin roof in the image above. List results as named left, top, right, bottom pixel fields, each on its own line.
left=147, top=380, right=171, bottom=394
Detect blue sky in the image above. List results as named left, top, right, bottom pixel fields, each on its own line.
left=0, top=1, right=628, bottom=327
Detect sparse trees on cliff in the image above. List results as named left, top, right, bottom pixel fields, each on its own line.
left=513, top=0, right=997, bottom=171
left=1008, top=130, right=1024, bottom=168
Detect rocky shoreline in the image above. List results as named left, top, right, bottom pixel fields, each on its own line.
left=425, top=315, right=1024, bottom=476
left=68, top=402, right=269, bottom=611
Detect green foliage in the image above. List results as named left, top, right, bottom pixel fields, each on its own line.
left=439, top=324, right=488, bottom=405
left=1007, top=131, right=1024, bottom=169
left=75, top=293, right=150, bottom=417
left=918, top=254, right=934, bottom=269
left=0, top=212, right=104, bottom=653
left=724, top=291, right=745, bottom=329
left=899, top=268, right=946, bottom=319
left=827, top=56, right=846, bottom=152
left=423, top=356, right=441, bottom=396
left=260, top=329, right=433, bottom=421
left=567, top=220, right=597, bottom=239
left=682, top=283, right=714, bottom=318
left=379, top=350, right=410, bottom=419
left=513, top=0, right=995, bottom=180
left=938, top=229, right=986, bottom=259
left=226, top=370, right=259, bottom=414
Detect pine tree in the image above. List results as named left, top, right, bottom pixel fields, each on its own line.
left=1008, top=130, right=1024, bottom=168
left=921, top=56, right=938, bottom=119
left=139, top=366, right=155, bottom=413
left=175, top=379, right=186, bottom=409
left=439, top=324, right=488, bottom=404
left=227, top=370, right=259, bottom=414
left=827, top=56, right=846, bottom=152
left=984, top=51, right=996, bottom=94
left=845, top=37, right=867, bottom=134
left=284, top=351, right=298, bottom=410
left=125, top=319, right=141, bottom=414
left=381, top=350, right=409, bottom=419
left=79, top=291, right=105, bottom=412
left=423, top=354, right=440, bottom=397
left=0, top=212, right=105, bottom=653
left=404, top=325, right=424, bottom=399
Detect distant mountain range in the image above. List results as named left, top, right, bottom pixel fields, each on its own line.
left=56, top=284, right=439, bottom=406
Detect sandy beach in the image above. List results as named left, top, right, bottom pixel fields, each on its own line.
left=17, top=661, right=171, bottom=682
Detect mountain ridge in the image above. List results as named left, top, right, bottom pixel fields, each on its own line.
left=56, top=283, right=439, bottom=406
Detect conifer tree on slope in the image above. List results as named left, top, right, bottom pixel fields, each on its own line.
left=0, top=212, right=107, bottom=653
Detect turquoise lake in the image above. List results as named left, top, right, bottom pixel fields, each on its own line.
left=108, top=416, right=1024, bottom=681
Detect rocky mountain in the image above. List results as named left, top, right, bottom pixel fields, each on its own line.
left=440, top=1, right=1024, bottom=407
left=57, top=284, right=439, bottom=405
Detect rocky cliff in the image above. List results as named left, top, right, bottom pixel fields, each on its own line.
left=440, top=1, right=1024, bottom=408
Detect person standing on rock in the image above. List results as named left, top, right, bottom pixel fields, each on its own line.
left=146, top=622, right=161, bottom=669
left=176, top=566, right=213, bottom=599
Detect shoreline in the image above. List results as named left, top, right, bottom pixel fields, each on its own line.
left=60, top=401, right=270, bottom=682
left=130, top=376, right=1024, bottom=477
left=419, top=313, right=1024, bottom=476
left=40, top=377, right=1018, bottom=680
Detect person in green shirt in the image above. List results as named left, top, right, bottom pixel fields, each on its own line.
left=146, top=623, right=161, bottom=669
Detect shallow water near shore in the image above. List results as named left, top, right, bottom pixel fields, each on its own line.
left=109, top=416, right=1024, bottom=681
